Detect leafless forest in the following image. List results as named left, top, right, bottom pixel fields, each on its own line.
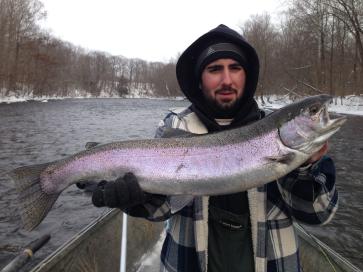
left=0, top=0, right=362, bottom=98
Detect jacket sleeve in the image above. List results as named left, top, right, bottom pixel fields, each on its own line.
left=122, top=113, right=178, bottom=221
left=277, top=156, right=338, bottom=225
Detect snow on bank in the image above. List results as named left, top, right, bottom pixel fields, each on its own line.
left=256, top=94, right=363, bottom=116
left=1, top=89, right=362, bottom=116
left=0, top=89, right=91, bottom=103
left=0, top=88, right=185, bottom=104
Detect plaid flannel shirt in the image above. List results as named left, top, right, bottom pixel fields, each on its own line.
left=128, top=107, right=338, bottom=272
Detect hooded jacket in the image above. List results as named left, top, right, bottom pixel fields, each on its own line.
left=176, top=24, right=261, bottom=131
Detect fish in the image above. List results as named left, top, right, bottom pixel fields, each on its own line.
left=9, top=95, right=346, bottom=231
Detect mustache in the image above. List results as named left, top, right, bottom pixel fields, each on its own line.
left=215, top=87, right=238, bottom=94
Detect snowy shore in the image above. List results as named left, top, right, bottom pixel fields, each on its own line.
left=1, top=90, right=362, bottom=116
left=255, top=95, right=363, bottom=116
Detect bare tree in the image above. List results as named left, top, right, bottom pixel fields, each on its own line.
left=0, top=0, right=45, bottom=93
left=324, top=0, right=363, bottom=91
left=2, top=0, right=360, bottom=100
left=241, top=13, right=279, bottom=98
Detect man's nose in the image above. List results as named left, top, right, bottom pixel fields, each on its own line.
left=221, top=69, right=233, bottom=85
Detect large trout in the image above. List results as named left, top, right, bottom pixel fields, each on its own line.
left=9, top=95, right=346, bottom=230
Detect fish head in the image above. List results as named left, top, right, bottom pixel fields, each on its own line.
left=278, top=95, right=347, bottom=154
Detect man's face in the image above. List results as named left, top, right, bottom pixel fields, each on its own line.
left=200, top=58, right=246, bottom=111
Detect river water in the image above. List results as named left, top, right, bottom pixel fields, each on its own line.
left=0, top=98, right=362, bottom=270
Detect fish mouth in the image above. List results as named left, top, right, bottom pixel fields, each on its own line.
left=312, top=98, right=347, bottom=139
left=319, top=101, right=347, bottom=136
left=314, top=115, right=347, bottom=143
left=327, top=115, right=347, bottom=130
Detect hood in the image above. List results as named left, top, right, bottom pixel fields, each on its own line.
left=176, top=24, right=260, bottom=131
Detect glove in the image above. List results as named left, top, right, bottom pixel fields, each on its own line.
left=91, top=172, right=148, bottom=209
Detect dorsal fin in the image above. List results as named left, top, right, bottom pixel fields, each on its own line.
left=85, top=142, right=101, bottom=150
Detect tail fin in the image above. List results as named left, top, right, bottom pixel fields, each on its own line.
left=8, top=163, right=60, bottom=231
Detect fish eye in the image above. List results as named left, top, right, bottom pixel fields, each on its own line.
left=309, top=104, right=320, bottom=115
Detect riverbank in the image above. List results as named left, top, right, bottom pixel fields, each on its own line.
left=1, top=91, right=362, bottom=116
left=255, top=94, right=363, bottom=116
left=0, top=89, right=185, bottom=104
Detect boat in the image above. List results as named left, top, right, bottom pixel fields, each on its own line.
left=295, top=223, right=361, bottom=272
left=28, top=209, right=361, bottom=272
left=29, top=209, right=163, bottom=272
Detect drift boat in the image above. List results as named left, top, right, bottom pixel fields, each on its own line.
left=26, top=209, right=360, bottom=272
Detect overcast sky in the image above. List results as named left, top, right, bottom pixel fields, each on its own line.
left=39, top=0, right=285, bottom=62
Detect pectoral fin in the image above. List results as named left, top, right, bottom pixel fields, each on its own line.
left=265, top=153, right=295, bottom=164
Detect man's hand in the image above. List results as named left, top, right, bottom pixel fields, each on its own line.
left=91, top=173, right=148, bottom=209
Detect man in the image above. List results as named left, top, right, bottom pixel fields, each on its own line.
left=92, top=24, right=338, bottom=272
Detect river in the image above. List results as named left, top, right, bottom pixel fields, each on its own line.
left=0, top=98, right=362, bottom=270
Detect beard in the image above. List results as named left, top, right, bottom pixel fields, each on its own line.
left=203, top=87, right=243, bottom=118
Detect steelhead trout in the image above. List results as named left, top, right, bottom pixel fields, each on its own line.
left=9, top=95, right=346, bottom=230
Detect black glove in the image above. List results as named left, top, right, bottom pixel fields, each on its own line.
left=91, top=172, right=148, bottom=209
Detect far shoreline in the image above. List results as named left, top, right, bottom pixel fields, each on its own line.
left=1, top=95, right=362, bottom=117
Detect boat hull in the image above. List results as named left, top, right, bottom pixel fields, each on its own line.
left=30, top=211, right=360, bottom=272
